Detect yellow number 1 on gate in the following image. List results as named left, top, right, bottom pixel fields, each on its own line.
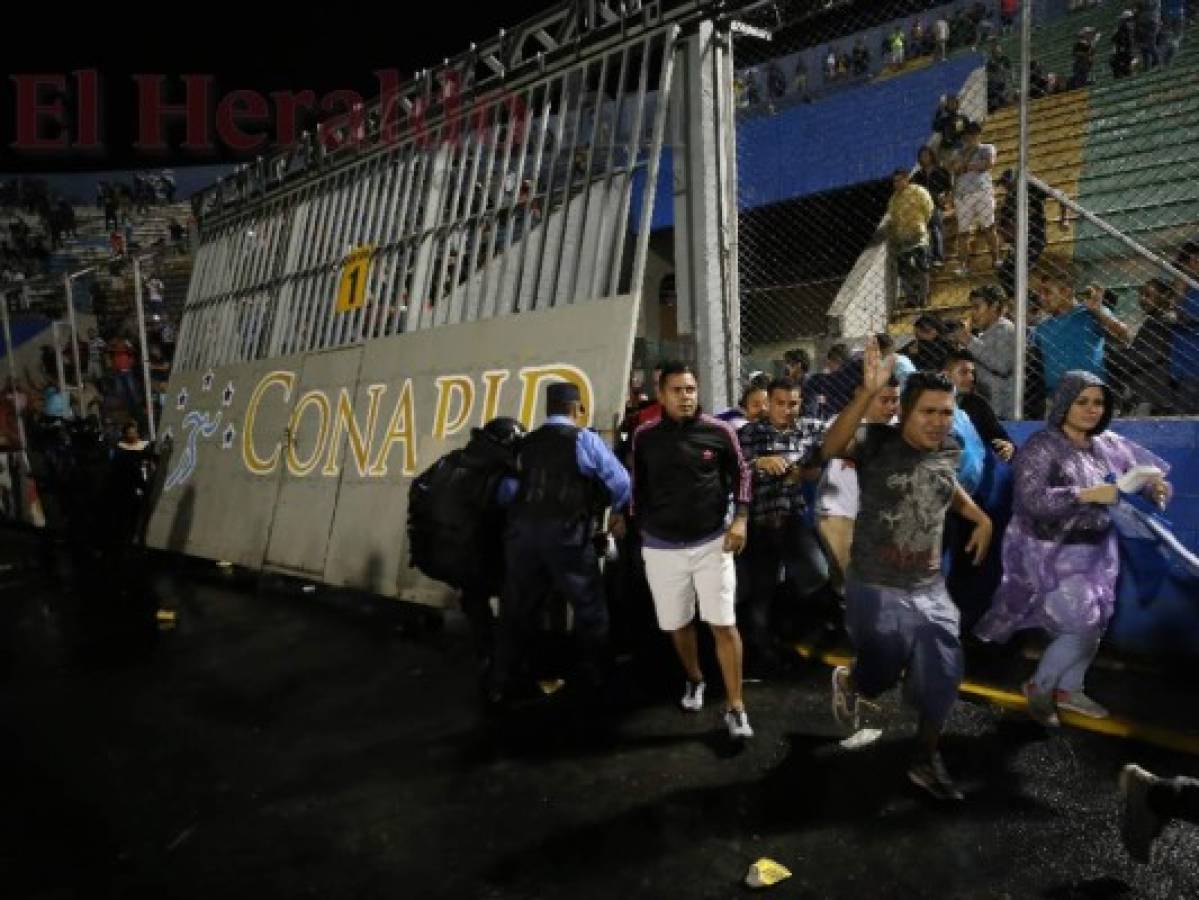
left=336, top=245, right=375, bottom=313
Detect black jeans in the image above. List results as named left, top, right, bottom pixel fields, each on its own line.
left=459, top=585, right=496, bottom=665
left=929, top=207, right=945, bottom=263
left=744, top=517, right=830, bottom=654
left=493, top=519, right=609, bottom=694
left=896, top=244, right=930, bottom=308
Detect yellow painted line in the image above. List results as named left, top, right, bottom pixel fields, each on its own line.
left=794, top=644, right=851, bottom=667
left=793, top=643, right=1199, bottom=756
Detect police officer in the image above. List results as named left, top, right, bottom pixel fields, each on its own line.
left=491, top=382, right=630, bottom=702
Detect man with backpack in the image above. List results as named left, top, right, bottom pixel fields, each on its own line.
left=408, top=417, right=526, bottom=678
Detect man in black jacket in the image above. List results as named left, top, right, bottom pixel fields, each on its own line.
left=932, top=95, right=971, bottom=163
left=901, top=315, right=956, bottom=372
left=942, top=350, right=1015, bottom=462
left=614, top=362, right=754, bottom=739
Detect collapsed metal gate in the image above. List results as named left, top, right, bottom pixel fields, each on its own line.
left=148, top=1, right=749, bottom=599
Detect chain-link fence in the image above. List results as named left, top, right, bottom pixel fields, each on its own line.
left=2, top=221, right=190, bottom=456
left=731, top=0, right=1199, bottom=422
left=1015, top=0, right=1199, bottom=419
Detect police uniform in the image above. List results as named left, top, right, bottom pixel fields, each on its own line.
left=491, top=383, right=630, bottom=696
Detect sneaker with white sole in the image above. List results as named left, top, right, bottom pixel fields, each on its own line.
left=1119, top=764, right=1165, bottom=863
left=908, top=752, right=964, bottom=801
left=680, top=679, right=705, bottom=712
left=831, top=665, right=859, bottom=730
left=1055, top=690, right=1110, bottom=719
left=1022, top=680, right=1060, bottom=728
left=725, top=707, right=754, bottom=740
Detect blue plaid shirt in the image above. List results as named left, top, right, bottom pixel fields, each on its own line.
left=738, top=418, right=827, bottom=525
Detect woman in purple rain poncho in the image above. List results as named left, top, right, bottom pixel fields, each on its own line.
left=974, top=371, right=1172, bottom=726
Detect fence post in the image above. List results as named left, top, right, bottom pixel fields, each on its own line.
left=1013, top=0, right=1033, bottom=421
left=132, top=256, right=157, bottom=440
left=0, top=290, right=28, bottom=452
left=63, top=272, right=84, bottom=405
left=53, top=321, right=67, bottom=400
left=671, top=20, right=740, bottom=410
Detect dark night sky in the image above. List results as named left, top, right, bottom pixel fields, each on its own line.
left=2, top=1, right=942, bottom=174
left=1, top=3, right=552, bottom=173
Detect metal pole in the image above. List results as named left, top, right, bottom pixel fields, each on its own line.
left=53, top=322, right=67, bottom=398
left=132, top=257, right=157, bottom=440
left=0, top=290, right=28, bottom=452
left=1012, top=0, right=1032, bottom=421
left=1029, top=173, right=1199, bottom=294
left=714, top=22, right=742, bottom=402
left=63, top=272, right=83, bottom=400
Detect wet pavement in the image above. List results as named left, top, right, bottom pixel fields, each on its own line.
left=2, top=527, right=1198, bottom=899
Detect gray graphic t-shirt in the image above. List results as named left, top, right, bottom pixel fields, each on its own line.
left=848, top=424, right=961, bottom=588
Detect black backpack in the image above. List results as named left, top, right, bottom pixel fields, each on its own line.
left=407, top=447, right=505, bottom=590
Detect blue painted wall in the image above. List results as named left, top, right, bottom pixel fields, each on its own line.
left=630, top=53, right=982, bottom=233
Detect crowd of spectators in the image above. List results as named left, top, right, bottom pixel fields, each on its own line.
left=736, top=1, right=1004, bottom=110
left=888, top=110, right=1003, bottom=308
left=997, top=1, right=1193, bottom=108
left=0, top=288, right=176, bottom=456
left=0, top=168, right=192, bottom=463
left=873, top=227, right=1199, bottom=422
left=736, top=0, right=1195, bottom=117
left=0, top=180, right=60, bottom=293
left=1, top=179, right=183, bottom=463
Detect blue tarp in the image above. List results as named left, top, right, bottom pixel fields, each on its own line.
left=0, top=315, right=52, bottom=360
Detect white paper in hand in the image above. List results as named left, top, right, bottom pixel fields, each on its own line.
left=1116, top=465, right=1163, bottom=495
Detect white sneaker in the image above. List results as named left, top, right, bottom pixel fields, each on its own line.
left=725, top=707, right=754, bottom=740
left=680, top=679, right=705, bottom=712
left=1055, top=690, right=1110, bottom=719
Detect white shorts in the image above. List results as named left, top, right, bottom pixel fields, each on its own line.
left=642, top=534, right=737, bottom=631
left=955, top=190, right=995, bottom=232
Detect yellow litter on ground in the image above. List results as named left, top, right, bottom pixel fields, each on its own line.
left=745, top=858, right=792, bottom=889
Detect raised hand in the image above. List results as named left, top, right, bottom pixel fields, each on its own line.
left=862, top=334, right=897, bottom=395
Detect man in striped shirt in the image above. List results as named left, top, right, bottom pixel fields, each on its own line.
left=612, top=362, right=755, bottom=740
left=738, top=377, right=830, bottom=669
